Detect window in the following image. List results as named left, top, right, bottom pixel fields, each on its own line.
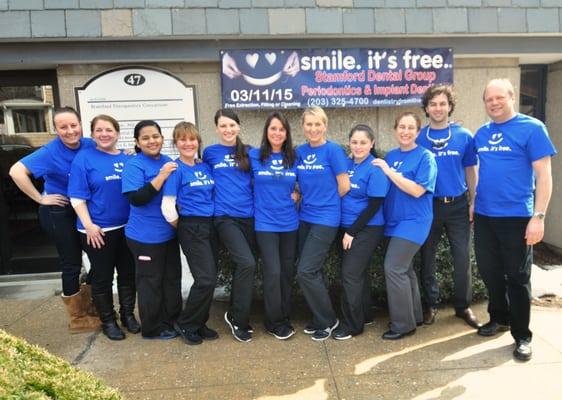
left=520, top=65, right=547, bottom=122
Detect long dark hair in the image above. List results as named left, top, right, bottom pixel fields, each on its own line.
left=133, top=120, right=162, bottom=154
left=349, top=124, right=377, bottom=158
left=214, top=109, right=250, bottom=172
left=259, top=112, right=296, bottom=168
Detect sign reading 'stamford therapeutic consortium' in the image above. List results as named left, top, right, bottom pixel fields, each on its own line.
left=76, top=66, right=197, bottom=155
left=221, top=48, right=453, bottom=109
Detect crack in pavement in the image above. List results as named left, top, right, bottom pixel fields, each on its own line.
left=71, top=330, right=100, bottom=366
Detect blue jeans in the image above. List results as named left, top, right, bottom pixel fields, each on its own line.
left=38, top=204, right=82, bottom=296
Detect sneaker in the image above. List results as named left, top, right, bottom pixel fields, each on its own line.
left=311, top=319, right=339, bottom=342
left=332, top=327, right=352, bottom=341
left=198, top=325, right=219, bottom=341
left=224, top=312, right=252, bottom=343
left=477, top=321, right=510, bottom=337
left=303, top=322, right=316, bottom=335
left=174, top=323, right=202, bottom=346
left=285, top=321, right=296, bottom=334
left=142, top=329, right=178, bottom=340
left=268, top=325, right=296, bottom=340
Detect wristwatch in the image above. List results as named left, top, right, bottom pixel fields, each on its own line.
left=533, top=211, right=546, bottom=220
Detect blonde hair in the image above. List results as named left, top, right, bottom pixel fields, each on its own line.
left=173, top=121, right=202, bottom=158
left=483, top=78, right=515, bottom=100
left=302, top=106, right=328, bottom=127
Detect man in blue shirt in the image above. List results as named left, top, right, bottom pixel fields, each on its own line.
left=474, top=78, right=556, bottom=362
left=417, top=85, right=480, bottom=329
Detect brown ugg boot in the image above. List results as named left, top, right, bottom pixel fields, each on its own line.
left=80, top=283, right=99, bottom=317
left=61, top=291, right=101, bottom=333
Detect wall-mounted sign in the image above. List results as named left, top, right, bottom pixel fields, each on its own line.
left=76, top=66, right=197, bottom=155
left=221, top=48, right=453, bottom=109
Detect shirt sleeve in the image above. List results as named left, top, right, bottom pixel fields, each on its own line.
left=122, top=158, right=146, bottom=194
left=527, top=122, right=557, bottom=161
left=162, top=169, right=180, bottom=197
left=329, top=143, right=349, bottom=176
left=367, top=167, right=390, bottom=198
left=67, top=153, right=91, bottom=201
left=462, top=133, right=478, bottom=167
left=414, top=151, right=438, bottom=194
left=19, top=146, right=55, bottom=179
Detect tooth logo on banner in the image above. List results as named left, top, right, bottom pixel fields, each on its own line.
left=488, top=133, right=503, bottom=145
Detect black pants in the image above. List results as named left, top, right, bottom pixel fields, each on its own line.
left=214, top=216, right=256, bottom=328
left=474, top=214, right=533, bottom=342
left=127, top=237, right=182, bottom=337
left=38, top=204, right=83, bottom=296
left=80, top=228, right=135, bottom=296
left=176, top=217, right=218, bottom=332
left=340, top=225, right=384, bottom=334
left=296, top=221, right=338, bottom=330
left=256, top=230, right=298, bottom=331
left=420, top=195, right=472, bottom=310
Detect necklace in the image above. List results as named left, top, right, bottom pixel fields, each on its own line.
left=426, top=123, right=452, bottom=150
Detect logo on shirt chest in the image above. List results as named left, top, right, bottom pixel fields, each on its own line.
left=215, top=153, right=239, bottom=169
left=390, top=161, right=403, bottom=171
left=270, top=159, right=284, bottom=171
left=113, top=162, right=124, bottom=173
left=477, top=132, right=512, bottom=153
left=190, top=171, right=214, bottom=187
left=297, top=153, right=324, bottom=171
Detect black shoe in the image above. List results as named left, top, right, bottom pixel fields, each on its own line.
left=92, top=292, right=125, bottom=341
left=174, top=322, right=203, bottom=345
left=513, top=339, right=532, bottom=361
left=118, top=286, right=141, bottom=334
left=332, top=327, right=352, bottom=341
left=267, top=325, right=295, bottom=340
left=224, top=312, right=252, bottom=343
left=303, top=322, right=316, bottom=335
left=423, top=307, right=438, bottom=325
left=382, top=328, right=416, bottom=340
left=311, top=319, right=339, bottom=342
left=285, top=322, right=296, bottom=335
left=455, top=308, right=482, bottom=329
left=477, top=321, right=510, bottom=337
left=198, top=325, right=219, bottom=341
left=142, top=329, right=178, bottom=340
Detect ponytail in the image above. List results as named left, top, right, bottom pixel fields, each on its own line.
left=234, top=136, right=250, bottom=172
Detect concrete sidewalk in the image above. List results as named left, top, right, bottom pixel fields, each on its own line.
left=1, top=289, right=562, bottom=400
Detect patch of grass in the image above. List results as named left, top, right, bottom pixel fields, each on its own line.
left=0, top=329, right=122, bottom=400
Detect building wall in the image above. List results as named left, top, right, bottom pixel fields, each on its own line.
left=56, top=57, right=519, bottom=151
left=545, top=61, right=562, bottom=250
left=1, top=1, right=561, bottom=39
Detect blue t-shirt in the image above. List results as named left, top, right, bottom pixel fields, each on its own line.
left=474, top=113, right=557, bottom=217
left=162, top=159, right=215, bottom=217
left=202, top=144, right=253, bottom=218
left=249, top=148, right=299, bottom=232
left=416, top=123, right=477, bottom=197
left=68, top=148, right=131, bottom=230
left=341, top=154, right=390, bottom=228
left=121, top=153, right=176, bottom=243
left=383, top=146, right=438, bottom=245
left=20, top=137, right=95, bottom=196
left=296, top=141, right=349, bottom=227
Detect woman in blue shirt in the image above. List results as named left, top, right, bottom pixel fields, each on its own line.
left=334, top=124, right=390, bottom=340
left=250, top=112, right=298, bottom=340
left=296, top=106, right=350, bottom=341
left=203, top=109, right=255, bottom=343
left=9, top=107, right=99, bottom=333
left=69, top=114, right=138, bottom=341
left=122, top=120, right=181, bottom=340
left=161, top=122, right=219, bottom=346
left=373, top=112, right=438, bottom=340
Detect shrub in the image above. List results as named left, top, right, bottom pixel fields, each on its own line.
left=217, top=232, right=487, bottom=306
left=0, top=329, right=122, bottom=400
